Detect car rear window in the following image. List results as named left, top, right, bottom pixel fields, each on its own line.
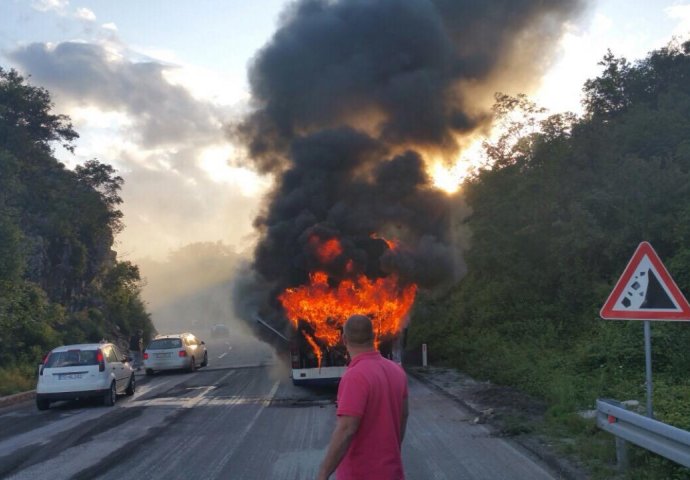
left=45, top=350, right=98, bottom=368
left=147, top=338, right=182, bottom=350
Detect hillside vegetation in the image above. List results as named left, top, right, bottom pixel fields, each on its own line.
left=0, top=68, right=153, bottom=394
left=409, top=41, right=690, bottom=477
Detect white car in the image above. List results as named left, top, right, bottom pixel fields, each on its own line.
left=36, top=343, right=135, bottom=410
left=143, top=333, right=208, bottom=375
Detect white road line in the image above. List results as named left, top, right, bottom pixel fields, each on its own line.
left=129, top=375, right=179, bottom=402
left=126, top=369, right=237, bottom=409
left=218, top=353, right=228, bottom=359
left=206, top=380, right=280, bottom=478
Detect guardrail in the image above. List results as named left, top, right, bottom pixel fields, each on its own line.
left=596, top=398, right=690, bottom=469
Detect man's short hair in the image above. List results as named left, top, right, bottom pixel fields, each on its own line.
left=344, top=314, right=374, bottom=346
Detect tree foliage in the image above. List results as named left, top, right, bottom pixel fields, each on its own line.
left=0, top=68, right=152, bottom=388
left=410, top=40, right=690, bottom=430
left=0, top=67, right=78, bottom=155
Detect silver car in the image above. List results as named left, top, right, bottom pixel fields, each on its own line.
left=143, top=333, right=208, bottom=375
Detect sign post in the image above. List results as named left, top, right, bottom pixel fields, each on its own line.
left=644, top=321, right=653, bottom=417
left=600, top=242, right=690, bottom=418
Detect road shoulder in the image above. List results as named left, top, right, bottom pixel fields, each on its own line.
left=407, top=366, right=590, bottom=480
left=0, top=390, right=35, bottom=410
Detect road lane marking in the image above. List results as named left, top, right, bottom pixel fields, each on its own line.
left=129, top=377, right=176, bottom=400
left=199, top=363, right=276, bottom=372
left=218, top=352, right=228, bottom=359
left=206, top=380, right=280, bottom=478
left=129, top=369, right=238, bottom=409
left=182, top=386, right=215, bottom=409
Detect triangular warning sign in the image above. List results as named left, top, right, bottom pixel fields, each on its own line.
left=600, top=242, right=690, bottom=321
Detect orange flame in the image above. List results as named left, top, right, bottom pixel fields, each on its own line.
left=279, top=269, right=417, bottom=355
left=310, top=236, right=342, bottom=263
left=302, top=332, right=323, bottom=368
left=370, top=232, right=398, bottom=250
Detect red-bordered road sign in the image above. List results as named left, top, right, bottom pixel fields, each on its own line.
left=600, top=241, right=690, bottom=321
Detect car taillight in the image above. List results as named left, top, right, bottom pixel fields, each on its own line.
left=40, top=353, right=50, bottom=375
left=178, top=350, right=187, bottom=357
left=143, top=352, right=149, bottom=360
left=97, top=350, right=105, bottom=372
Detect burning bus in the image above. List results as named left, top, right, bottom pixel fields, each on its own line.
left=278, top=237, right=417, bottom=386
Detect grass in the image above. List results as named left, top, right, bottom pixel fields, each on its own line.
left=0, top=365, right=36, bottom=396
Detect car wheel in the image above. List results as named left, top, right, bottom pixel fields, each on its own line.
left=188, top=357, right=196, bottom=373
left=125, top=374, right=136, bottom=396
left=36, top=397, right=50, bottom=411
left=103, top=381, right=116, bottom=406
left=201, top=352, right=208, bottom=368
left=145, top=368, right=154, bottom=376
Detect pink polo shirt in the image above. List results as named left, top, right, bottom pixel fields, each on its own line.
left=336, top=351, right=408, bottom=480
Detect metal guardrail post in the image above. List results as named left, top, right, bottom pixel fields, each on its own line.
left=600, top=398, right=629, bottom=471
left=615, top=435, right=629, bottom=472
left=614, top=400, right=630, bottom=472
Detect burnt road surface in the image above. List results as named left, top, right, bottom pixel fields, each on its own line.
left=0, top=331, right=557, bottom=479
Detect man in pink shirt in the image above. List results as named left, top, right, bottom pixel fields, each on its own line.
left=317, top=314, right=409, bottom=480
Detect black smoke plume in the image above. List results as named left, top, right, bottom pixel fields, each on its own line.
left=232, top=0, right=587, bottom=336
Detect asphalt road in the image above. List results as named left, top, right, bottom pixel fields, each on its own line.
left=0, top=331, right=557, bottom=479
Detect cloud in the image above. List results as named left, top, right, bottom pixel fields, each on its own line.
left=7, top=40, right=266, bottom=260
left=115, top=148, right=263, bottom=260
left=666, top=4, right=690, bottom=38
left=102, top=22, right=118, bottom=32
left=75, top=7, right=96, bottom=21
left=31, top=0, right=68, bottom=13
left=9, top=41, right=223, bottom=149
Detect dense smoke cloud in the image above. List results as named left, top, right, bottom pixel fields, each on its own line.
left=237, top=0, right=587, bottom=169
left=234, top=0, right=587, bottom=329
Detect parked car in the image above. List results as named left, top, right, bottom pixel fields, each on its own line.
left=211, top=323, right=230, bottom=338
left=143, top=333, right=208, bottom=375
left=35, top=343, right=135, bottom=410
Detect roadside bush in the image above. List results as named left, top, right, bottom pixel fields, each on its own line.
left=0, top=365, right=36, bottom=396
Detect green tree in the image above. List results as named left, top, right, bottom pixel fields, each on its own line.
left=0, top=66, right=153, bottom=393
left=0, top=68, right=77, bottom=156
left=101, top=261, right=152, bottom=340
left=411, top=41, right=690, bottom=428
left=75, top=159, right=124, bottom=233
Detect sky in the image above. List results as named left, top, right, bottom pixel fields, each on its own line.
left=1, top=0, right=688, bottom=262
